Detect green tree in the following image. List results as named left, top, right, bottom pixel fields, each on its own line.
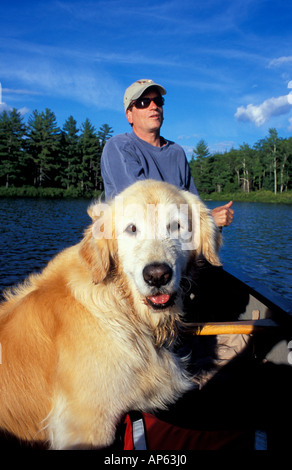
left=255, top=128, right=284, bottom=194
left=280, top=138, right=292, bottom=192
left=60, top=116, right=81, bottom=190
left=0, top=109, right=27, bottom=188
left=237, top=143, right=254, bottom=193
left=1, top=105, right=290, bottom=196
left=265, top=128, right=281, bottom=194
left=189, top=139, right=211, bottom=194
left=253, top=139, right=269, bottom=190
left=224, top=149, right=241, bottom=192
left=26, top=109, right=61, bottom=187
left=193, top=139, right=210, bottom=159
left=96, top=124, right=113, bottom=189
left=79, top=118, right=99, bottom=193
left=210, top=153, right=232, bottom=193
left=97, top=124, right=113, bottom=150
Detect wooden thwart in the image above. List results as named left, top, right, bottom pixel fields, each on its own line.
left=187, top=319, right=278, bottom=335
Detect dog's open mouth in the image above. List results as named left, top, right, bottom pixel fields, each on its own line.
left=145, top=293, right=176, bottom=310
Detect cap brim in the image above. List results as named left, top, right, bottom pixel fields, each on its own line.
left=124, top=82, right=166, bottom=111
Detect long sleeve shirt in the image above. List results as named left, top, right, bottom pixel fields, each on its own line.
left=101, top=131, right=198, bottom=200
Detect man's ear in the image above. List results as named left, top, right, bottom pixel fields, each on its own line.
left=126, top=108, right=133, bottom=126
left=180, top=190, right=222, bottom=266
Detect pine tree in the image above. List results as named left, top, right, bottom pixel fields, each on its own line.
left=193, top=139, right=210, bottom=159
left=0, top=107, right=290, bottom=196
left=189, top=139, right=211, bottom=194
left=96, top=124, right=113, bottom=189
left=98, top=124, right=113, bottom=149
left=61, top=116, right=81, bottom=190
left=79, top=118, right=99, bottom=193
left=211, top=154, right=232, bottom=193
left=0, top=109, right=27, bottom=188
left=26, top=109, right=61, bottom=187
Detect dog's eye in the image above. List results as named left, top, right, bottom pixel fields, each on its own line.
left=125, top=223, right=137, bottom=235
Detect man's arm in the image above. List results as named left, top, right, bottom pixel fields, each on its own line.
left=101, top=137, right=146, bottom=200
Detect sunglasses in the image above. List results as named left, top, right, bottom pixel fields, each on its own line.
left=132, top=96, right=165, bottom=109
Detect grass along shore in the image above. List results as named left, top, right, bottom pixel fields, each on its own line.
left=0, top=186, right=103, bottom=199
left=0, top=186, right=291, bottom=203
left=203, top=190, right=292, bottom=204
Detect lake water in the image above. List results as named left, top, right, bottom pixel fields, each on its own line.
left=0, top=198, right=291, bottom=305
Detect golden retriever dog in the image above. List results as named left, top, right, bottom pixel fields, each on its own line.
left=0, top=180, right=221, bottom=449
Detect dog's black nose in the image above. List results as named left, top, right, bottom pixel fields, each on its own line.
left=143, top=263, right=173, bottom=288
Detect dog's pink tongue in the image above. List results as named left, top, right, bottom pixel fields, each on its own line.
left=148, top=294, right=171, bottom=305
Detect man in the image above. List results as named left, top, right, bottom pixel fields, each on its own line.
left=100, top=81, right=276, bottom=451
left=101, top=79, right=234, bottom=227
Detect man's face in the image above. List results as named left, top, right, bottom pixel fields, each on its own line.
left=126, top=90, right=164, bottom=135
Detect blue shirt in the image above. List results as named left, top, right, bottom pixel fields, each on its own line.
left=101, top=132, right=198, bottom=200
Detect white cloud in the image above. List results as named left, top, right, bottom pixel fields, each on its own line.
left=289, top=117, right=292, bottom=132
left=2, top=87, right=41, bottom=96
left=1, top=58, right=123, bottom=112
left=268, top=56, right=292, bottom=68
left=182, top=140, right=235, bottom=158
left=0, top=84, right=30, bottom=115
left=17, top=107, right=30, bottom=116
left=235, top=93, right=292, bottom=126
left=0, top=102, right=30, bottom=116
left=0, top=102, right=12, bottom=113
left=182, top=145, right=195, bottom=159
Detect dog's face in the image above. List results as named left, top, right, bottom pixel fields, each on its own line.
left=116, top=190, right=191, bottom=310
left=80, top=180, right=221, bottom=312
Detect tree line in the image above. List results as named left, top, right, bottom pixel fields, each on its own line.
left=0, top=108, right=291, bottom=197
left=189, top=129, right=292, bottom=195
left=0, top=108, right=113, bottom=196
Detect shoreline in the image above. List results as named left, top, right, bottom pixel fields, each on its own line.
left=0, top=186, right=291, bottom=204
left=203, top=190, right=292, bottom=204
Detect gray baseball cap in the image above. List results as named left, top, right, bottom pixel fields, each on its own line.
left=123, top=79, right=166, bottom=111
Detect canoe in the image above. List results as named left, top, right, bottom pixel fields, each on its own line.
left=186, top=263, right=292, bottom=365
left=123, top=264, right=292, bottom=451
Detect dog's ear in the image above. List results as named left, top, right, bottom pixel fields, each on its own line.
left=79, top=202, right=116, bottom=283
left=181, top=190, right=222, bottom=266
left=197, top=201, right=222, bottom=266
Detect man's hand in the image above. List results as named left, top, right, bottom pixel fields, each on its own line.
left=211, top=201, right=234, bottom=227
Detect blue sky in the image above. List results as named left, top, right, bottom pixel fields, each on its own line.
left=1, top=0, right=292, bottom=158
